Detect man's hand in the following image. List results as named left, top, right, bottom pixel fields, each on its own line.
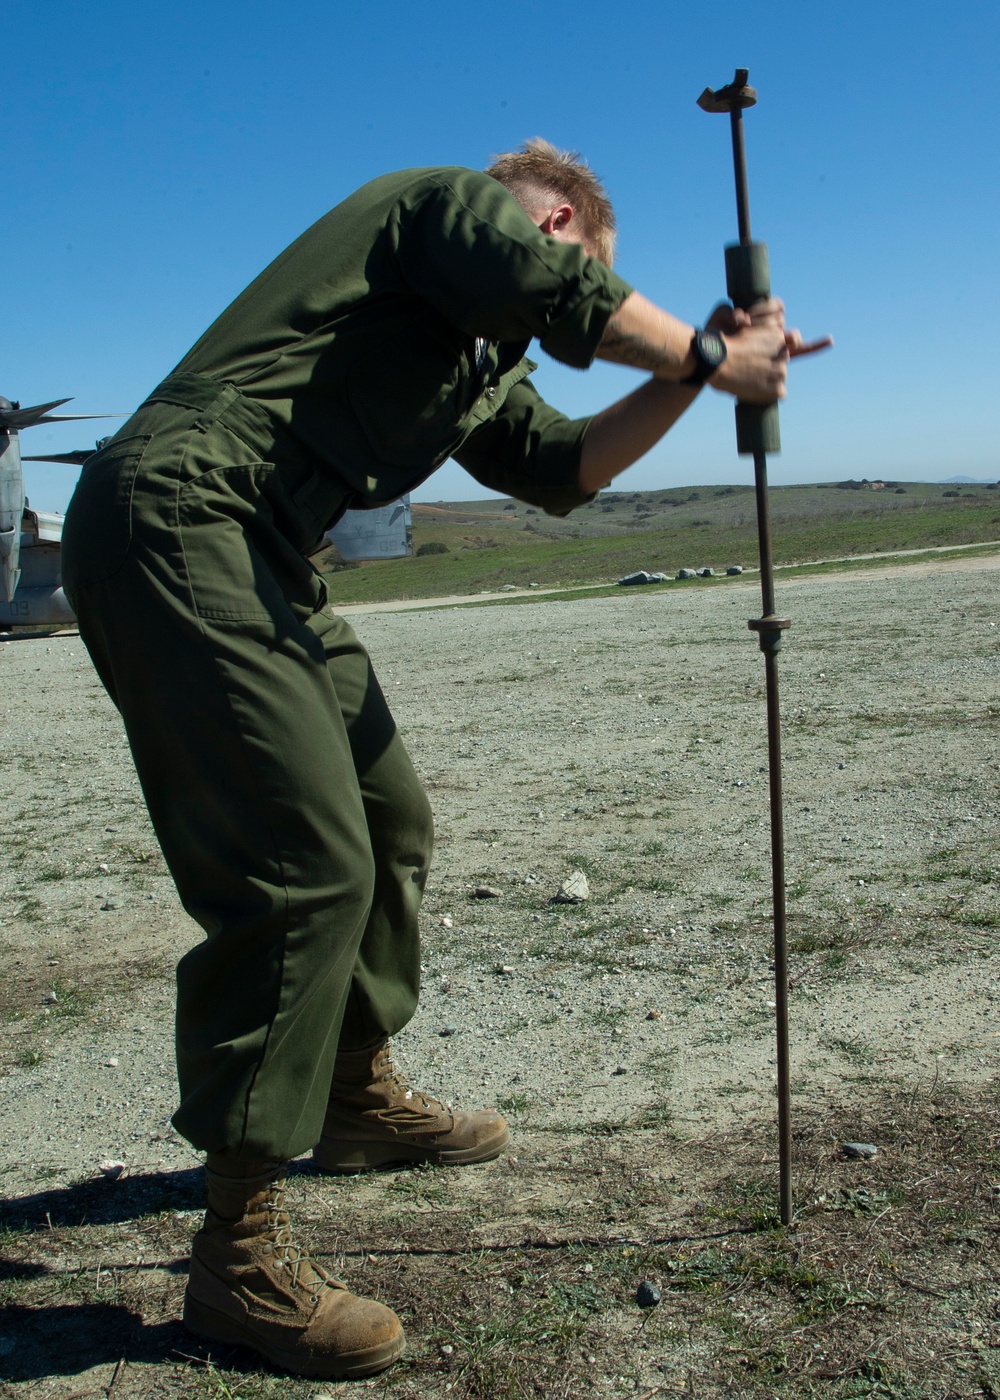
left=596, top=292, right=831, bottom=396
left=707, top=298, right=833, bottom=401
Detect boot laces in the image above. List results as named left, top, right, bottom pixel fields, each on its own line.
left=379, top=1048, right=443, bottom=1112
left=260, top=1182, right=335, bottom=1300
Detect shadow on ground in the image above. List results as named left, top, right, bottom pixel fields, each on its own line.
left=0, top=1303, right=187, bottom=1384
left=0, top=1166, right=204, bottom=1231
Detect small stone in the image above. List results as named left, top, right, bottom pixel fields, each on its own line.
left=97, top=862, right=110, bottom=873
left=618, top=570, right=653, bottom=587
left=726, top=565, right=744, bottom=576
left=612, top=1065, right=628, bottom=1076
left=645, top=1009, right=660, bottom=1020
left=97, top=1159, right=127, bottom=1181
left=676, top=568, right=697, bottom=580
left=697, top=567, right=715, bottom=577
left=636, top=1279, right=661, bottom=1308
left=553, top=870, right=590, bottom=904
left=101, top=899, right=121, bottom=912
left=104, top=1058, right=119, bottom=1068
left=473, top=886, right=502, bottom=899
left=501, top=584, right=517, bottom=591
left=439, top=1026, right=458, bottom=1037
left=41, top=991, right=58, bottom=1005
left=439, top=1343, right=454, bottom=1358
left=440, top=916, right=453, bottom=928
left=497, top=965, right=515, bottom=976
left=841, top=1141, right=877, bottom=1159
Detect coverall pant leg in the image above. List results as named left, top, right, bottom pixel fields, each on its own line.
left=62, top=392, right=432, bottom=1162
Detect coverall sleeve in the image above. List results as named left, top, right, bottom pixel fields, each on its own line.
left=389, top=171, right=634, bottom=369
left=452, top=378, right=595, bottom=517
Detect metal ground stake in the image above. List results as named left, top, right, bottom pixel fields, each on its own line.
left=698, top=68, right=793, bottom=1225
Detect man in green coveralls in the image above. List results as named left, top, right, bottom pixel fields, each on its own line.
left=63, top=141, right=826, bottom=1378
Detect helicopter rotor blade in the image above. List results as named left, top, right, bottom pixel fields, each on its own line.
left=22, top=450, right=98, bottom=466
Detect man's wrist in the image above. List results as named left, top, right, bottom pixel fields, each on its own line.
left=679, top=328, right=728, bottom=387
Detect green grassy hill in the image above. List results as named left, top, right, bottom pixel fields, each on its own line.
left=317, top=481, right=1000, bottom=605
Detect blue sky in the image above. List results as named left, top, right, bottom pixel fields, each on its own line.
left=6, top=0, right=998, bottom=511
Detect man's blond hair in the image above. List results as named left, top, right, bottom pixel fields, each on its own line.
left=485, top=138, right=617, bottom=266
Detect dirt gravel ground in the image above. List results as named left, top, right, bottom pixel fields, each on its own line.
left=1, top=555, right=998, bottom=1396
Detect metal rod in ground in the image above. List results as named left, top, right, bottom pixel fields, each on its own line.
left=752, top=452, right=793, bottom=1226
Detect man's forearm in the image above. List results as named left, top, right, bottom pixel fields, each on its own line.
left=578, top=376, right=700, bottom=495
left=596, top=292, right=698, bottom=377
left=598, top=291, right=794, bottom=403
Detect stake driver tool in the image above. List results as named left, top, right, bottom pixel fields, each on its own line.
left=698, top=68, right=793, bottom=1225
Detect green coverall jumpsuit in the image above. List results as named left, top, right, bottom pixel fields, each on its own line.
left=62, top=167, right=634, bottom=1162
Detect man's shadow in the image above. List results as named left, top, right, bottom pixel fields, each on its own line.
left=0, top=1160, right=327, bottom=1384
left=1, top=1168, right=196, bottom=1383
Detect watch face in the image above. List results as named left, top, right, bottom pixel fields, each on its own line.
left=699, top=330, right=726, bottom=367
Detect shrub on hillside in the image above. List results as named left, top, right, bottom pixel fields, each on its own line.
left=416, top=541, right=449, bottom=556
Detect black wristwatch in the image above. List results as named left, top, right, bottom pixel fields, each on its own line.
left=680, top=327, right=728, bottom=386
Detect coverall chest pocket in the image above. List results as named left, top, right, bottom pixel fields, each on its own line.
left=178, top=462, right=322, bottom=625
left=62, top=434, right=152, bottom=596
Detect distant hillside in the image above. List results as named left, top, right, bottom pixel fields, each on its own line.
left=318, top=480, right=1000, bottom=605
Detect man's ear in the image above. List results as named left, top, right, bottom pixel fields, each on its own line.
left=538, top=203, right=575, bottom=236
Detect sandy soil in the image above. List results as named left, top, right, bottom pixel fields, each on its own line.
left=1, top=555, right=998, bottom=1196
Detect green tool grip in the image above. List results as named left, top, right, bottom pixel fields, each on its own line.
left=725, top=242, right=781, bottom=456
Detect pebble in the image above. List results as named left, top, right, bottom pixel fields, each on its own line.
left=553, top=870, right=590, bottom=903
left=473, top=886, right=501, bottom=899
left=97, top=1159, right=127, bottom=1181
left=645, top=1009, right=660, bottom=1020
left=439, top=1344, right=454, bottom=1358
left=97, top=862, right=110, bottom=873
left=41, top=991, right=58, bottom=1005
left=439, top=1025, right=458, bottom=1037
left=101, top=899, right=121, bottom=912
left=497, top=965, right=515, bottom=976
left=841, top=1141, right=878, bottom=1159
left=612, top=1065, right=628, bottom=1076
left=636, top=1280, right=661, bottom=1308
left=104, top=1058, right=119, bottom=1068
left=440, top=916, right=453, bottom=928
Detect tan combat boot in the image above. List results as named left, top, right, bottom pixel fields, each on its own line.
left=184, top=1161, right=404, bottom=1378
left=312, top=1040, right=510, bottom=1173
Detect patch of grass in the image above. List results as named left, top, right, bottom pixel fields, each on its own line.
left=41, top=979, right=97, bottom=1021
left=823, top=1034, right=881, bottom=1066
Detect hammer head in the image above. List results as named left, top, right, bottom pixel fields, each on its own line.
left=697, top=68, right=757, bottom=113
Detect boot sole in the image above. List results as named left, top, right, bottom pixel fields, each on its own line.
left=313, top=1123, right=510, bottom=1174
left=183, top=1292, right=405, bottom=1379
